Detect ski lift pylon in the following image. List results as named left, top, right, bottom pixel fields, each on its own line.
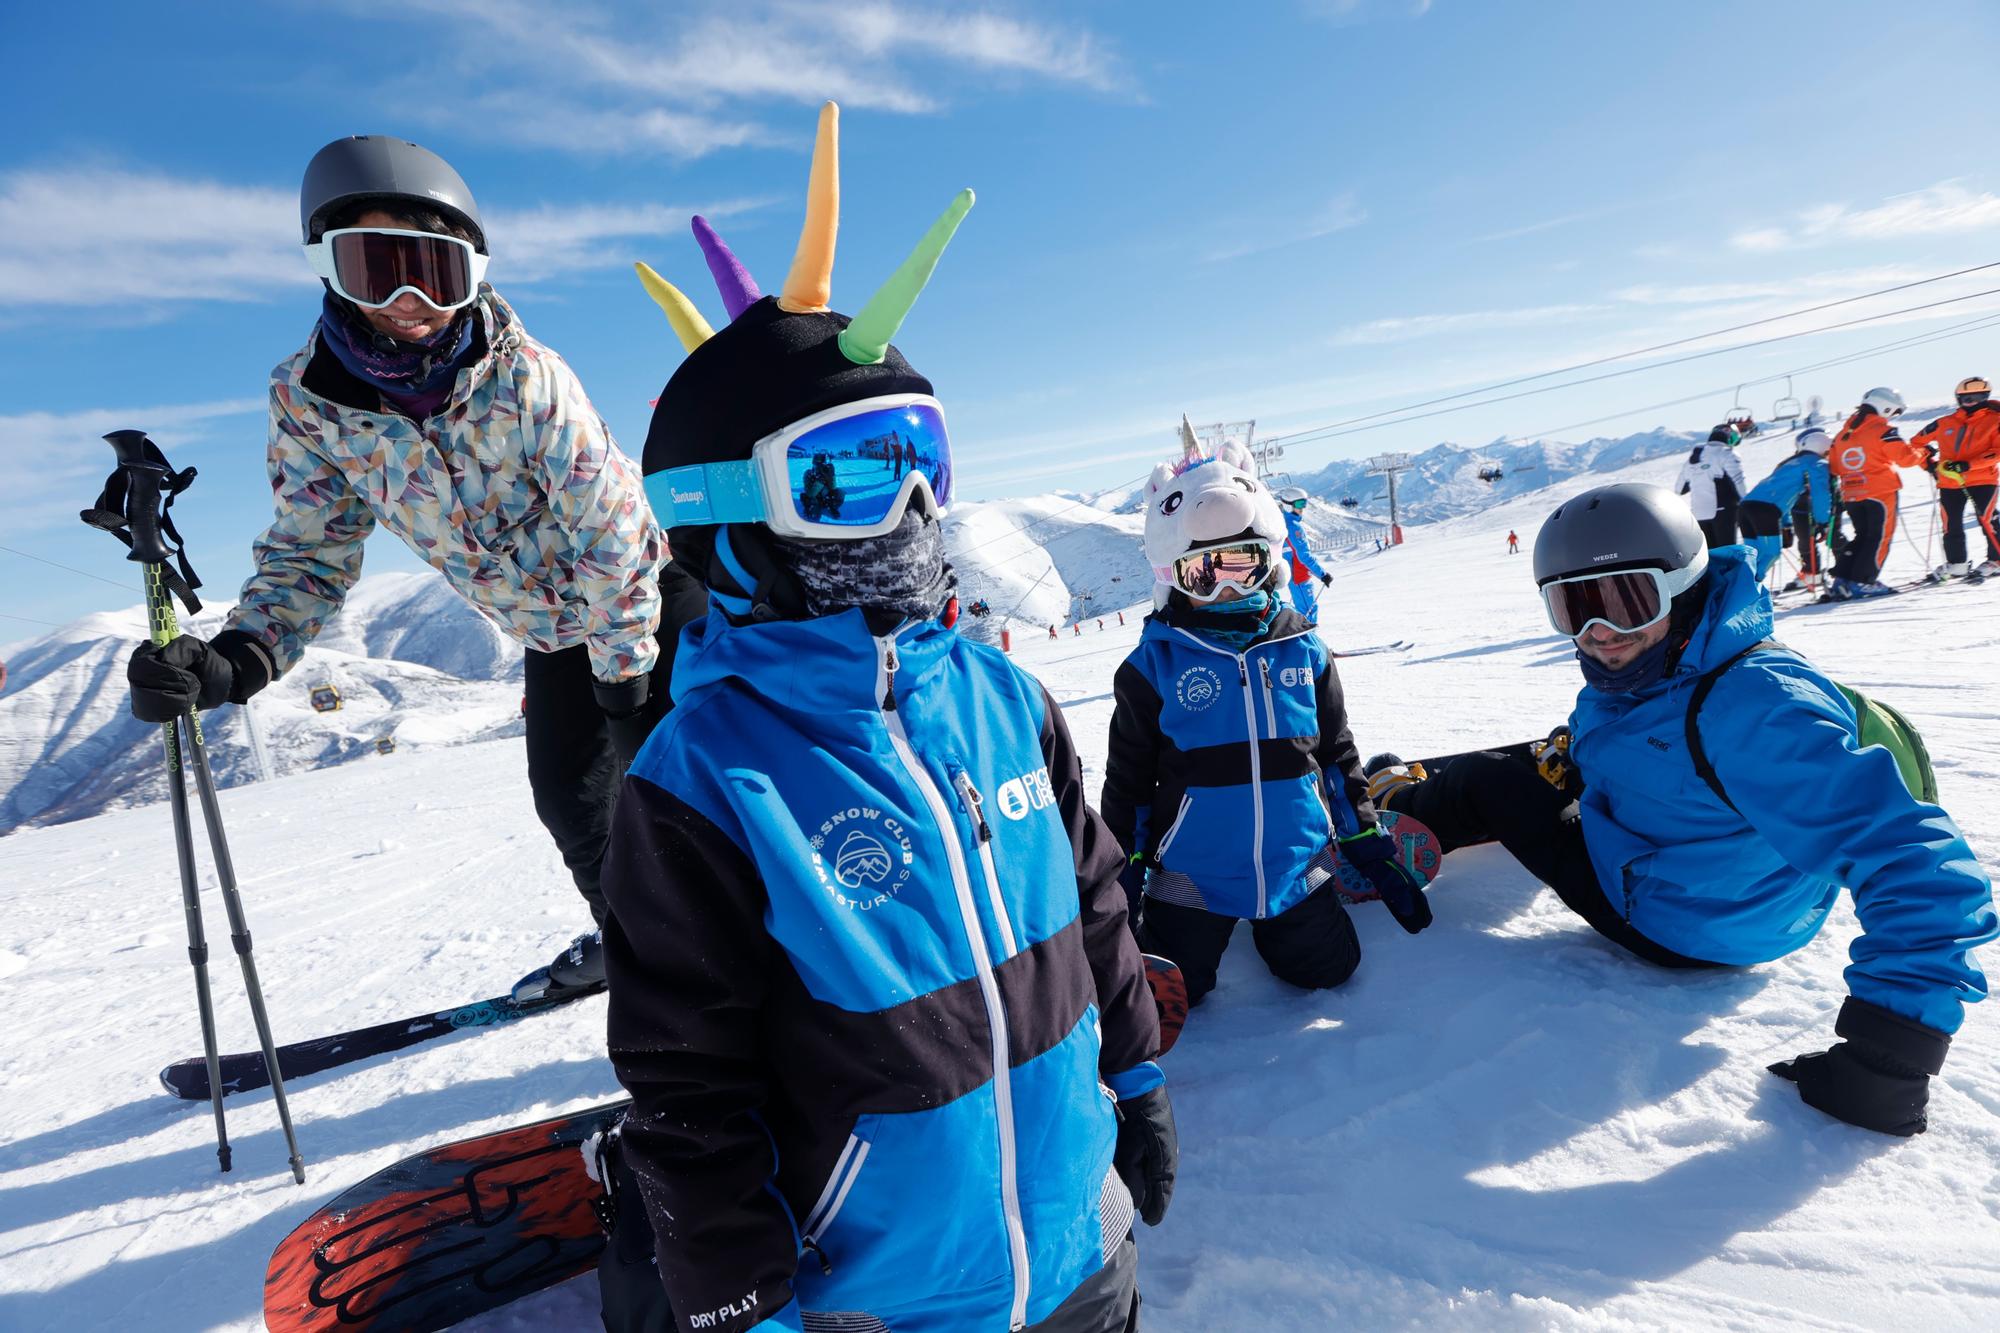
left=309, top=684, right=343, bottom=714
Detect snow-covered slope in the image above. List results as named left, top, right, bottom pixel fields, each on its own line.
left=1, top=438, right=1995, bottom=1331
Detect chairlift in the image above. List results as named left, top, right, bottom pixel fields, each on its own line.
left=1339, top=496, right=1360, bottom=509
left=309, top=684, right=343, bottom=714
left=1477, top=465, right=1505, bottom=484
left=1770, top=376, right=1802, bottom=424
left=374, top=735, right=396, bottom=755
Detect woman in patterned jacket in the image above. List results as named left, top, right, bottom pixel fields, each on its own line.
left=123, top=136, right=705, bottom=995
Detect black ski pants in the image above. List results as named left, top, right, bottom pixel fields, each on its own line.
left=1138, top=885, right=1361, bottom=1006
left=524, top=563, right=709, bottom=926
left=1382, top=750, right=1717, bottom=969
left=1697, top=506, right=1739, bottom=549
left=1832, top=495, right=1896, bottom=585
left=1940, top=484, right=2000, bottom=565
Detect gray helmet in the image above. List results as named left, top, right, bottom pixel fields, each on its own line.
left=300, top=136, right=485, bottom=251
left=1533, top=482, right=1707, bottom=588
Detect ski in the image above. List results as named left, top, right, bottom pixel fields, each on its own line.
left=1346, top=638, right=1414, bottom=656
left=159, top=981, right=607, bottom=1101
left=265, top=1099, right=629, bottom=1332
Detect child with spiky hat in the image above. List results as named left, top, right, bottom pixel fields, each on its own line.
left=599, top=104, right=1172, bottom=1333
left=1098, top=427, right=1432, bottom=1012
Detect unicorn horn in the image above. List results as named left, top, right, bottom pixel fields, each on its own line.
left=634, top=262, right=714, bottom=353
left=692, top=215, right=761, bottom=322
left=1180, top=415, right=1202, bottom=460
left=777, top=101, right=839, bottom=314
left=838, top=189, right=975, bottom=366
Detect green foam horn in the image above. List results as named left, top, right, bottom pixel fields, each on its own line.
left=838, top=188, right=975, bottom=366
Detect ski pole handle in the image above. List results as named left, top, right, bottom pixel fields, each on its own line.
left=103, top=429, right=174, bottom=565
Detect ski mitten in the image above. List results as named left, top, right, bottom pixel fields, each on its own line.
left=1113, top=1084, right=1178, bottom=1226
left=1769, top=996, right=1949, bottom=1137
left=1340, top=826, right=1432, bottom=935
left=129, top=633, right=243, bottom=722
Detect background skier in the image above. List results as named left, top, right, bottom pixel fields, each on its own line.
left=1100, top=437, right=1430, bottom=1010
left=1275, top=486, right=1332, bottom=618
left=600, top=105, right=1172, bottom=1332
left=1738, top=427, right=1834, bottom=583
left=1376, top=483, right=1995, bottom=1136
left=1674, top=423, right=1749, bottom=548
left=119, top=136, right=706, bottom=1001
left=1826, top=387, right=1924, bottom=598
left=1911, top=375, right=2000, bottom=580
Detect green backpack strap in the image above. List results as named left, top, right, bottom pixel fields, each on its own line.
left=1683, top=639, right=1781, bottom=814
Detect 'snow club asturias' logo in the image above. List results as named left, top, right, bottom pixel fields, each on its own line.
left=1175, top=665, right=1224, bottom=712
left=808, top=805, right=916, bottom=911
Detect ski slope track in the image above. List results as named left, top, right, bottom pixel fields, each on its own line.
left=2, top=436, right=1997, bottom=1330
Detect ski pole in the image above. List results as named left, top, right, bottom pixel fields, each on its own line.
left=82, top=430, right=306, bottom=1183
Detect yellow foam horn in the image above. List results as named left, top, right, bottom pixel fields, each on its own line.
left=635, top=262, right=714, bottom=353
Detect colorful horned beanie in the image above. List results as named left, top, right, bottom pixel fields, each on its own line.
left=1142, top=417, right=1288, bottom=609
left=636, top=102, right=972, bottom=621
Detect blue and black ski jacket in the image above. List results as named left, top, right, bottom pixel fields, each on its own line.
left=1743, top=449, right=1833, bottom=524
left=1570, top=545, right=1996, bottom=1033
left=1099, top=600, right=1376, bottom=920
left=602, top=607, right=1161, bottom=1333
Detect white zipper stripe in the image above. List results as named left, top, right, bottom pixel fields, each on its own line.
left=1153, top=792, right=1194, bottom=859
left=1162, top=626, right=1285, bottom=916
left=803, top=1140, right=870, bottom=1244
left=877, top=636, right=1031, bottom=1330
left=1259, top=659, right=1277, bottom=739
left=955, top=772, right=1021, bottom=960
left=802, top=1134, right=863, bottom=1240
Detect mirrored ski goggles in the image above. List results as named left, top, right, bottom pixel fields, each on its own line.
left=1173, top=539, right=1275, bottom=601
left=646, top=394, right=952, bottom=539
left=304, top=227, right=489, bottom=311
left=1539, top=564, right=1698, bottom=638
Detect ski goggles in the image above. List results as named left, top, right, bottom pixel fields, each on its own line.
left=1173, top=539, right=1275, bottom=601
left=304, top=227, right=489, bottom=311
left=1539, top=560, right=1703, bottom=638
left=646, top=394, right=952, bottom=539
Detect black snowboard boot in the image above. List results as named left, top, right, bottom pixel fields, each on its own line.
left=512, top=929, right=608, bottom=1003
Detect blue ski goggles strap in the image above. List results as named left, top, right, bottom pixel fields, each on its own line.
left=646, top=461, right=766, bottom=527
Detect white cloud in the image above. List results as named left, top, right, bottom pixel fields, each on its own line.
left=1329, top=303, right=1607, bottom=346
left=0, top=166, right=761, bottom=311
left=0, top=398, right=266, bottom=533
left=1730, top=182, right=2000, bottom=252
left=1612, top=266, right=1933, bottom=306
left=1205, top=193, right=1368, bottom=263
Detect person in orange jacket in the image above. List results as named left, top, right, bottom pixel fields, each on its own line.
left=1826, top=387, right=1925, bottom=598
left=1912, top=375, right=2000, bottom=580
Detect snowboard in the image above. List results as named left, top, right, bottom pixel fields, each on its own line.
left=264, top=1099, right=630, bottom=1333
left=1317, top=809, right=1445, bottom=904
left=161, top=982, right=607, bottom=1101
left=1142, top=953, right=1188, bottom=1056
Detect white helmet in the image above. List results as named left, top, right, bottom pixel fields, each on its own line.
left=1860, top=387, right=1905, bottom=417
left=1276, top=486, right=1308, bottom=507
left=1797, top=427, right=1832, bottom=455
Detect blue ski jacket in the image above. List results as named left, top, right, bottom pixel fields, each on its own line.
left=1570, top=545, right=1995, bottom=1033
left=1282, top=508, right=1330, bottom=583
left=602, top=607, right=1161, bottom=1333
left=1744, top=450, right=1833, bottom=524
left=1100, top=602, right=1375, bottom=920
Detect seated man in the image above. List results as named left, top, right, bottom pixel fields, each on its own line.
left=1379, top=482, right=1995, bottom=1136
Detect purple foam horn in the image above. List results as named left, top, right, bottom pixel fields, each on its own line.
left=691, top=215, right=762, bottom=322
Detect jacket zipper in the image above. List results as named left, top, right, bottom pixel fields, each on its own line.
left=1166, top=628, right=1275, bottom=916
left=800, top=1133, right=872, bottom=1271
left=876, top=636, right=1031, bottom=1329
left=953, top=771, right=1020, bottom=958
left=1154, top=792, right=1194, bottom=859
left=1259, top=658, right=1277, bottom=739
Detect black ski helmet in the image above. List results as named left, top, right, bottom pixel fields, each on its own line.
left=1533, top=483, right=1708, bottom=589
left=300, top=136, right=486, bottom=252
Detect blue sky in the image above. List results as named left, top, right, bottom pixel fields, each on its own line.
left=6, top=0, right=2000, bottom=636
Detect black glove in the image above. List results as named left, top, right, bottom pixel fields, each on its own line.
left=1113, top=1084, right=1177, bottom=1226
left=1117, top=853, right=1150, bottom=914
left=1781, top=526, right=1794, bottom=550
left=594, top=675, right=655, bottom=768
left=1924, top=446, right=1939, bottom=475
left=1319, top=573, right=1332, bottom=587
left=128, top=630, right=271, bottom=723
left=1769, top=996, right=1949, bottom=1137
left=1339, top=826, right=1432, bottom=934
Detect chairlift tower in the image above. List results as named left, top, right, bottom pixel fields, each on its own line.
left=1364, top=452, right=1414, bottom=545
left=1191, top=419, right=1289, bottom=485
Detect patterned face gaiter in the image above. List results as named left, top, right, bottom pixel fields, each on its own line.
left=771, top=508, right=958, bottom=622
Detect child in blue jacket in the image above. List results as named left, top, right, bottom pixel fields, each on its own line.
left=1099, top=431, right=1429, bottom=1008
left=1738, top=427, right=1835, bottom=581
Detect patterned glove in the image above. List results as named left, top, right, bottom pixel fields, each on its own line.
left=1340, top=826, right=1432, bottom=934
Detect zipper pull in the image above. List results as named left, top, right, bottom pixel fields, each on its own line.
left=1237, top=658, right=1249, bottom=685
left=802, top=1237, right=834, bottom=1275
left=954, top=772, right=993, bottom=842
left=1260, top=659, right=1273, bottom=684
left=880, top=639, right=899, bottom=711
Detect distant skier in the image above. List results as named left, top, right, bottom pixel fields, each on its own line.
left=1378, top=483, right=1995, bottom=1137
left=1507, top=530, right=1519, bottom=554
left=1826, top=387, right=1924, bottom=598
left=1275, top=486, right=1333, bottom=618
left=1738, top=427, right=1834, bottom=582
left=1674, top=423, right=1749, bottom=548
left=601, top=109, right=1171, bottom=1332
left=119, top=136, right=705, bottom=1002
left=1099, top=435, right=1430, bottom=1012
left=1911, top=375, right=2000, bottom=580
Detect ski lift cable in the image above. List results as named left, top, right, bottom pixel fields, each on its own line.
left=0, top=610, right=67, bottom=628
left=0, top=542, right=140, bottom=591
left=1268, top=283, right=2000, bottom=453
left=1259, top=260, right=2000, bottom=448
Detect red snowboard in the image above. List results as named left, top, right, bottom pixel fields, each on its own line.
left=1322, top=808, right=1444, bottom=904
